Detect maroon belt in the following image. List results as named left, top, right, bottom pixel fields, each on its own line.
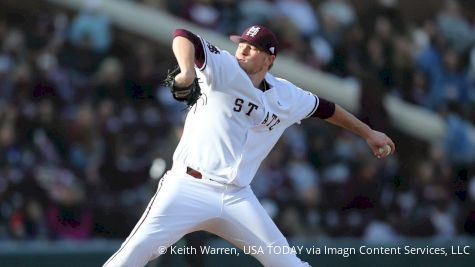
left=186, top=167, right=202, bottom=179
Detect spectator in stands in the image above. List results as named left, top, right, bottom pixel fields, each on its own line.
left=318, top=0, right=356, bottom=46
left=276, top=0, right=319, bottom=39
left=69, top=0, right=112, bottom=53
left=436, top=0, right=475, bottom=53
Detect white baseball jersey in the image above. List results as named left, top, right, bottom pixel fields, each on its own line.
left=172, top=37, right=319, bottom=187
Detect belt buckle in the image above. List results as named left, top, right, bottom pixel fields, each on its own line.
left=186, top=167, right=202, bottom=179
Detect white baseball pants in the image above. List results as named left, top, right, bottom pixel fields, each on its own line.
left=103, top=169, right=310, bottom=267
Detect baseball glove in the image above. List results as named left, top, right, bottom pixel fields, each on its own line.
left=164, top=66, right=201, bottom=107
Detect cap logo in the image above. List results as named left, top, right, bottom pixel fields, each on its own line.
left=246, top=26, right=261, bottom=37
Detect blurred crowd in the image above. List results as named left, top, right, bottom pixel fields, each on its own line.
left=0, top=0, right=474, bottom=247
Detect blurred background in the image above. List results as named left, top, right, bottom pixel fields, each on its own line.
left=0, top=0, right=474, bottom=266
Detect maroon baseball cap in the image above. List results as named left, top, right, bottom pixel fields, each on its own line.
left=230, top=25, right=279, bottom=56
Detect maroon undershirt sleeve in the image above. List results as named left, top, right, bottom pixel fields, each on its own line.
left=173, top=29, right=206, bottom=68
left=311, top=97, right=336, bottom=119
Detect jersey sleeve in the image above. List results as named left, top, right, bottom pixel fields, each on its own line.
left=291, top=86, right=320, bottom=124
left=173, top=29, right=238, bottom=90
left=195, top=36, right=238, bottom=90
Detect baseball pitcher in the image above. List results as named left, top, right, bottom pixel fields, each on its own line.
left=103, top=25, right=395, bottom=267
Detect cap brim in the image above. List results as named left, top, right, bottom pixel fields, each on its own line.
left=229, top=35, right=242, bottom=44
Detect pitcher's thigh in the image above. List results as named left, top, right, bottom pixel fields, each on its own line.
left=205, top=194, right=310, bottom=267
